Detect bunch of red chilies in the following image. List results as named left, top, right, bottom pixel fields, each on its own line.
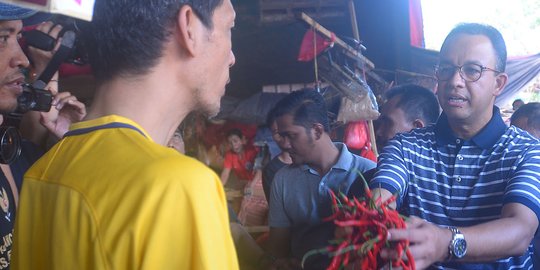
left=302, top=182, right=415, bottom=270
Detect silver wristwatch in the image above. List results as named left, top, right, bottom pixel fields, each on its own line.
left=448, top=226, right=467, bottom=260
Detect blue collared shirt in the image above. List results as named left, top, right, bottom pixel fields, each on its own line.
left=371, top=107, right=540, bottom=270
left=269, top=143, right=375, bottom=265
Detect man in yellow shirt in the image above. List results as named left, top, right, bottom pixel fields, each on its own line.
left=12, top=0, right=238, bottom=269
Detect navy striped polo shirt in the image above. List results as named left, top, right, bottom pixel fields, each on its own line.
left=371, top=107, right=540, bottom=270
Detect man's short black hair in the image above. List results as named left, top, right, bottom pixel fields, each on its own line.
left=226, top=128, right=244, bottom=139
left=272, top=89, right=330, bottom=133
left=442, top=23, right=507, bottom=72
left=511, top=102, right=540, bottom=133
left=513, top=99, right=524, bottom=106
left=82, top=0, right=224, bottom=84
left=385, top=84, right=440, bottom=125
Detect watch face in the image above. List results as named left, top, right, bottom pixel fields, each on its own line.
left=453, top=238, right=467, bottom=258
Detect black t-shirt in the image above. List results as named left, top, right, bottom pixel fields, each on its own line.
left=262, top=156, right=288, bottom=203
left=0, top=141, right=42, bottom=270
left=347, top=168, right=376, bottom=198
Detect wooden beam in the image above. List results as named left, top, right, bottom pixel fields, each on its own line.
left=260, top=1, right=348, bottom=23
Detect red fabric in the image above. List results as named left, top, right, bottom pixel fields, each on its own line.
left=223, top=147, right=258, bottom=181
left=297, top=29, right=335, bottom=62
left=409, top=0, right=424, bottom=48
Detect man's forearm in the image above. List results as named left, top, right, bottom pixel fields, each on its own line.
left=457, top=204, right=537, bottom=262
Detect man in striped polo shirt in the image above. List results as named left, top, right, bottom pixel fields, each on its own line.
left=371, top=23, right=540, bottom=269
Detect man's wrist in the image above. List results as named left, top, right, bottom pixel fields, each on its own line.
left=441, top=226, right=454, bottom=262
left=446, top=226, right=467, bottom=261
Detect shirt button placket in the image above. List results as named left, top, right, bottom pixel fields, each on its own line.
left=453, top=140, right=466, bottom=208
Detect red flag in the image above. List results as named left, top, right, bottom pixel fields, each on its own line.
left=297, top=29, right=335, bottom=62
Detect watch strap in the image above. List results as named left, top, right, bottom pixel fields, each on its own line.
left=447, top=226, right=461, bottom=261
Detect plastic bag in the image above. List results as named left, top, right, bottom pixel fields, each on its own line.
left=337, top=95, right=380, bottom=123
left=344, top=121, right=368, bottom=150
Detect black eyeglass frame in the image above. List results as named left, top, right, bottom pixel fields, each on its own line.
left=435, top=63, right=502, bottom=82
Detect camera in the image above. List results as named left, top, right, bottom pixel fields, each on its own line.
left=15, top=83, right=53, bottom=114
left=14, top=29, right=77, bottom=114
left=22, top=15, right=88, bottom=66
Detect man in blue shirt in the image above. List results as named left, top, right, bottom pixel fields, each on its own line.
left=265, top=89, right=376, bottom=269
left=511, top=102, right=540, bottom=139
left=371, top=23, right=540, bottom=269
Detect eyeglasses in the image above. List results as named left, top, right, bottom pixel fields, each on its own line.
left=435, top=63, right=501, bottom=82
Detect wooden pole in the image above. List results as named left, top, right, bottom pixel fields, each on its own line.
left=348, top=0, right=361, bottom=44
left=347, top=0, right=379, bottom=157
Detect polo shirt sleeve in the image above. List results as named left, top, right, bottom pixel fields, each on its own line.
left=268, top=169, right=291, bottom=227
left=369, top=137, right=410, bottom=208
left=356, top=155, right=377, bottom=172
left=504, top=145, right=540, bottom=223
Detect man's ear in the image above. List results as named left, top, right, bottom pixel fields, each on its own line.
left=176, top=5, right=200, bottom=57
left=493, top=72, right=508, bottom=96
left=413, top=119, right=425, bottom=128
left=312, top=123, right=324, bottom=140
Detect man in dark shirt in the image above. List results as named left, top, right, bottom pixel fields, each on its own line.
left=262, top=106, right=291, bottom=202
left=0, top=4, right=85, bottom=269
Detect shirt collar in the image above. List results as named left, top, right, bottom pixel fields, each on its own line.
left=302, top=143, right=354, bottom=175
left=435, top=106, right=507, bottom=149
left=68, top=114, right=154, bottom=142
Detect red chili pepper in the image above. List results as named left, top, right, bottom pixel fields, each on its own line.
left=406, top=248, right=415, bottom=270
left=302, top=179, right=414, bottom=270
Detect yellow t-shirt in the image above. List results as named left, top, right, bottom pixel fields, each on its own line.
left=12, top=115, right=238, bottom=270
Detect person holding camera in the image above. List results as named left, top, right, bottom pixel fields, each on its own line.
left=12, top=0, right=238, bottom=269
left=0, top=3, right=86, bottom=270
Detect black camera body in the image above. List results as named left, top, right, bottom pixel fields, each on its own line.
left=16, top=83, right=53, bottom=113
left=13, top=30, right=76, bottom=114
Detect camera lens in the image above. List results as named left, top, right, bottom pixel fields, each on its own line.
left=0, top=127, right=21, bottom=164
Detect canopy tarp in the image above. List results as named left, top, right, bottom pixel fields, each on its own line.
left=496, top=53, right=540, bottom=107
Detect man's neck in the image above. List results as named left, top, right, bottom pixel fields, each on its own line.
left=309, top=138, right=340, bottom=176
left=448, top=111, right=493, bottom=140
left=278, top=152, right=292, bottom=164
left=86, top=68, right=192, bottom=146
